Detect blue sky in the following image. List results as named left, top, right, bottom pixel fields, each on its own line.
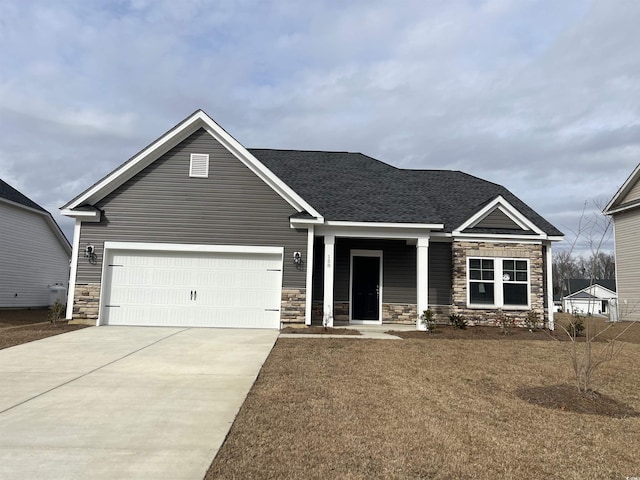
left=1, top=0, right=638, bottom=254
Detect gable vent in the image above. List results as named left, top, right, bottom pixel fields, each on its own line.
left=189, top=153, right=209, bottom=178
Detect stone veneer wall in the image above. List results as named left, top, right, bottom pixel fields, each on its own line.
left=71, top=283, right=101, bottom=324
left=451, top=241, right=545, bottom=325
left=382, top=303, right=417, bottom=324
left=280, top=289, right=306, bottom=325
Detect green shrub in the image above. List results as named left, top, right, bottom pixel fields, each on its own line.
left=449, top=313, right=467, bottom=330
left=420, top=309, right=436, bottom=333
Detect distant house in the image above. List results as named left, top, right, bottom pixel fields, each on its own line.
left=604, top=163, right=640, bottom=321
left=559, top=279, right=617, bottom=316
left=0, top=179, right=71, bottom=308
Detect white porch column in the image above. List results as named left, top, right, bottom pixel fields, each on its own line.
left=304, top=226, right=315, bottom=325
left=323, top=235, right=335, bottom=327
left=545, top=242, right=555, bottom=330
left=416, top=237, right=429, bottom=331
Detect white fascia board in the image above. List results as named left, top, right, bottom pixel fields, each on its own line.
left=290, top=217, right=325, bottom=229
left=103, top=241, right=283, bottom=255
left=64, top=112, right=207, bottom=210
left=325, top=220, right=444, bottom=229
left=604, top=162, right=640, bottom=214
left=63, top=110, right=322, bottom=219
left=60, top=208, right=101, bottom=221
left=453, top=234, right=544, bottom=244
left=199, top=122, right=323, bottom=219
left=456, top=195, right=544, bottom=234
left=316, top=225, right=442, bottom=240
left=604, top=199, right=640, bottom=216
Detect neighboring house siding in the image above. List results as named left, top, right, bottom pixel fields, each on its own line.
left=621, top=179, right=640, bottom=205
left=613, top=209, right=640, bottom=321
left=0, top=202, right=70, bottom=307
left=76, top=128, right=307, bottom=289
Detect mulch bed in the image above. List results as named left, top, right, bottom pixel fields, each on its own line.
left=281, top=326, right=361, bottom=335
left=0, top=309, right=90, bottom=350
left=517, top=384, right=639, bottom=418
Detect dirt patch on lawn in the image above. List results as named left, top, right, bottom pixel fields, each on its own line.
left=517, top=384, right=639, bottom=418
left=281, top=326, right=361, bottom=335
left=0, top=309, right=90, bottom=350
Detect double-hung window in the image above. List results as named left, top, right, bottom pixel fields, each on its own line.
left=468, top=257, right=529, bottom=308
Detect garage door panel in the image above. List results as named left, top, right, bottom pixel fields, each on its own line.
left=102, top=248, right=283, bottom=329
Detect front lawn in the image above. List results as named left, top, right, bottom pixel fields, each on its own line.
left=206, top=334, right=640, bottom=479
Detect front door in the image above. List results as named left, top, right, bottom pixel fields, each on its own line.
left=351, top=254, right=381, bottom=322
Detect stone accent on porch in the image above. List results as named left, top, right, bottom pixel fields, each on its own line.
left=280, top=289, right=306, bottom=325
left=71, top=283, right=101, bottom=324
left=451, top=241, right=545, bottom=325
left=382, top=303, right=417, bottom=324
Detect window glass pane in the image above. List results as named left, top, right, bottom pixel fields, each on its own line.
left=515, top=272, right=527, bottom=282
left=503, top=259, right=514, bottom=271
left=483, top=270, right=494, bottom=281
left=470, top=282, right=494, bottom=304
left=516, top=260, right=527, bottom=271
left=504, top=283, right=528, bottom=305
left=469, top=259, right=481, bottom=269
left=470, top=270, right=481, bottom=280
left=482, top=259, right=494, bottom=270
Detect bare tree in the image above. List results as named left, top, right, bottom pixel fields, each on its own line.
left=555, top=200, right=636, bottom=393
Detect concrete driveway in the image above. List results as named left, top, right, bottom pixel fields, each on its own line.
left=0, top=326, right=279, bottom=479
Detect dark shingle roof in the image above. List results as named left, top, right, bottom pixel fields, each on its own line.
left=0, top=179, right=46, bottom=212
left=563, top=279, right=617, bottom=295
left=250, top=149, right=563, bottom=236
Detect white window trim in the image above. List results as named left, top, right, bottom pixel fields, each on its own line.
left=189, top=153, right=210, bottom=178
left=467, top=257, right=530, bottom=310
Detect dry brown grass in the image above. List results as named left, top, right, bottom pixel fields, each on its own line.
left=206, top=337, right=640, bottom=480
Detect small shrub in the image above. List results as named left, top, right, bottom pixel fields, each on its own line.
left=525, top=310, right=539, bottom=331
left=420, top=309, right=436, bottom=333
left=568, top=312, right=585, bottom=338
left=48, top=301, right=65, bottom=326
left=495, top=309, right=516, bottom=335
left=449, top=313, right=467, bottom=330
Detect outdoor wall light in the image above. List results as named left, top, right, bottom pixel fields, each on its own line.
left=293, top=251, right=302, bottom=267
left=85, top=244, right=97, bottom=264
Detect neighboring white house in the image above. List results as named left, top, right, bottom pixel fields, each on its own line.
left=560, top=279, right=617, bottom=316
left=0, top=179, right=71, bottom=308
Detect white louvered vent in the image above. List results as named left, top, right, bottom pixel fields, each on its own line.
left=189, top=153, right=209, bottom=178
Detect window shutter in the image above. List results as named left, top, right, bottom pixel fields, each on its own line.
left=189, top=153, right=209, bottom=178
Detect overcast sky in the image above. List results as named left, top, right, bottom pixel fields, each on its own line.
left=1, top=0, right=638, bottom=255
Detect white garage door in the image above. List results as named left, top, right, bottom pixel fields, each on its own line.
left=100, top=246, right=283, bottom=328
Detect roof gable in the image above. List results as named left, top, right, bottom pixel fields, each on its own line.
left=604, top=162, right=640, bottom=215
left=62, top=110, right=322, bottom=220
left=0, top=179, right=46, bottom=212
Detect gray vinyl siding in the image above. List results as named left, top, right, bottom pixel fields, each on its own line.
left=313, top=238, right=452, bottom=305
left=612, top=209, right=640, bottom=321
left=76, top=128, right=307, bottom=289
left=429, top=242, right=453, bottom=305
left=0, top=202, right=70, bottom=307
left=476, top=209, right=520, bottom=229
